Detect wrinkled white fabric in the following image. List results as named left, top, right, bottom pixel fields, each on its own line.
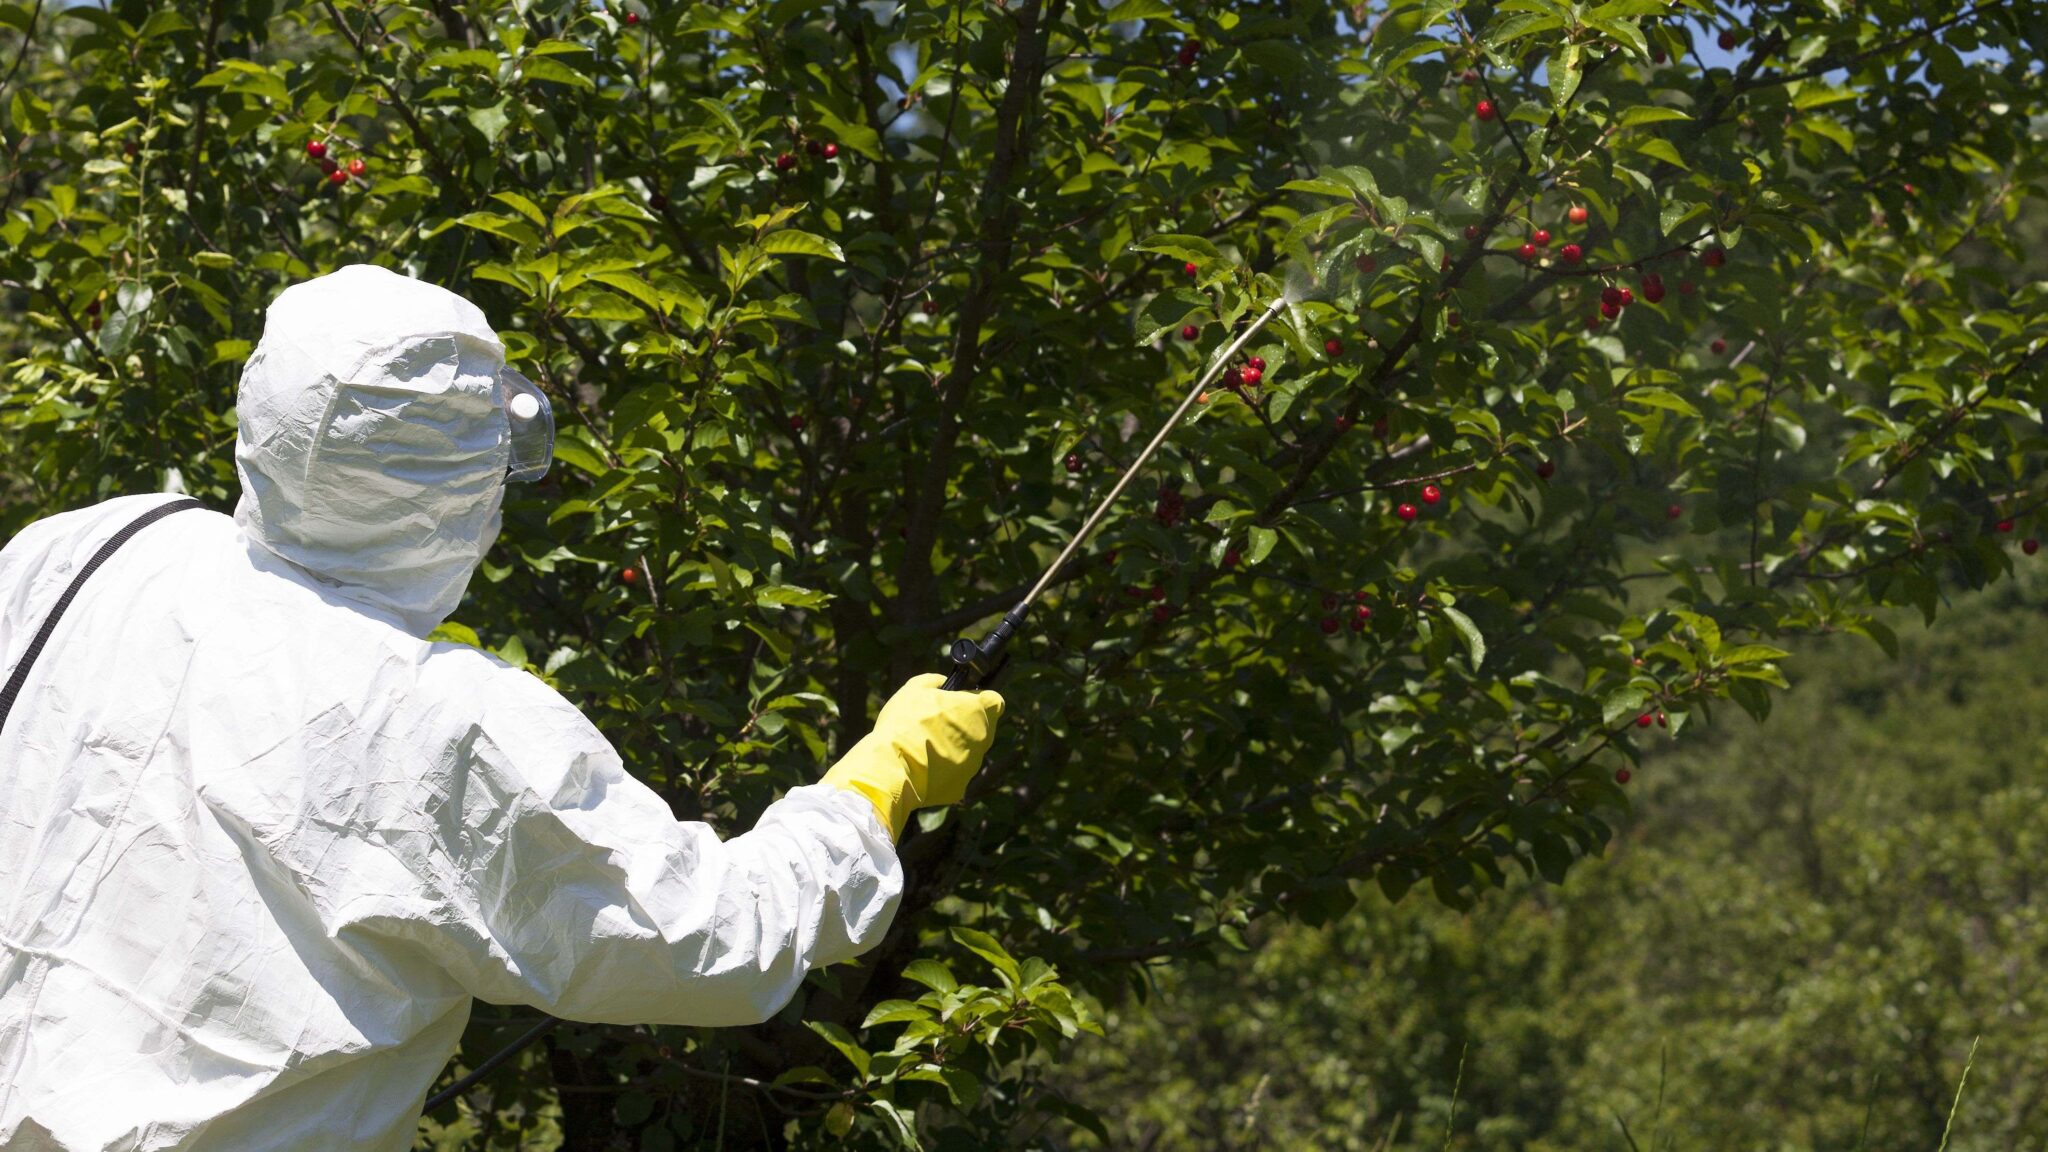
left=0, top=266, right=902, bottom=1151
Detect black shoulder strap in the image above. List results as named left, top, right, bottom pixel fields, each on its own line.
left=0, top=497, right=207, bottom=735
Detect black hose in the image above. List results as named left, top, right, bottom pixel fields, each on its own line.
left=421, top=1015, right=562, bottom=1114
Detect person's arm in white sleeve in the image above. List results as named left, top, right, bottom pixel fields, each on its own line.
left=367, top=656, right=1002, bottom=1027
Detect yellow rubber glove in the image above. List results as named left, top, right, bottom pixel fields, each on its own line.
left=822, top=674, right=1005, bottom=840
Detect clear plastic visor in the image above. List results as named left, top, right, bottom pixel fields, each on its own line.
left=500, top=367, right=555, bottom=483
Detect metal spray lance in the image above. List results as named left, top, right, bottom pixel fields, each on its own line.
left=940, top=293, right=1293, bottom=690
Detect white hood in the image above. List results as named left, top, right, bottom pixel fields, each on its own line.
left=233, top=264, right=511, bottom=635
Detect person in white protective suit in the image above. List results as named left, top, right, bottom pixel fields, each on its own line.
left=0, top=263, right=1004, bottom=1151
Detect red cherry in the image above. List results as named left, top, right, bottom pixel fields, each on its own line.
left=1372, top=416, right=1389, bottom=439
left=1535, top=459, right=1556, bottom=480
left=1183, top=261, right=1199, bottom=278
left=1349, top=615, right=1367, bottom=633
left=305, top=140, right=328, bottom=160
left=1560, top=243, right=1583, bottom=264
left=1618, top=288, right=1634, bottom=307
left=1324, top=338, right=1343, bottom=356
left=327, top=168, right=347, bottom=185
left=1475, top=99, right=1497, bottom=121
left=620, top=566, right=640, bottom=585
left=1064, top=453, right=1082, bottom=474
left=1223, top=548, right=1242, bottom=568
left=1464, top=225, right=1480, bottom=240
left=1717, top=29, right=1737, bottom=50
left=1248, top=357, right=1266, bottom=371
left=1447, top=311, right=1462, bottom=329
left=1353, top=591, right=1369, bottom=603
left=2024, top=538, right=2040, bottom=556
left=922, top=299, right=940, bottom=315
left=1567, top=205, right=1588, bottom=225
left=1585, top=314, right=1602, bottom=331
left=1177, top=39, right=1201, bottom=66
left=1652, top=49, right=1667, bottom=64
left=1320, top=616, right=1340, bottom=635
left=822, top=142, right=839, bottom=159
left=1678, top=279, right=1698, bottom=297
left=1532, top=228, right=1551, bottom=246
left=1601, top=286, right=1624, bottom=308
left=1461, top=69, right=1480, bottom=84
left=1241, top=366, right=1263, bottom=386
left=1150, top=584, right=1166, bottom=602
left=1995, top=519, right=2015, bottom=533
left=805, top=139, right=824, bottom=156
left=649, top=192, right=668, bottom=211
left=1518, top=242, right=1537, bottom=260
left=775, top=152, right=797, bottom=172
left=1355, top=604, right=1373, bottom=621
left=1702, top=246, right=1727, bottom=268
left=1322, top=594, right=1340, bottom=611
left=1395, top=503, right=1418, bottom=522
left=1666, top=503, right=1683, bottom=520
left=789, top=415, right=806, bottom=432
left=1657, top=712, right=1669, bottom=728
left=1355, top=253, right=1377, bottom=274
left=1599, top=300, right=1621, bottom=320
left=1153, top=605, right=1173, bottom=623
left=625, top=10, right=640, bottom=24
left=1421, top=484, right=1442, bottom=505
left=1614, top=767, right=1632, bottom=784
left=1711, top=338, right=1728, bottom=354
left=1335, top=415, right=1353, bottom=430
left=318, top=156, right=339, bottom=175
left=1636, top=713, right=1654, bottom=728
left=1224, top=368, right=1245, bottom=388
left=1180, top=324, right=1199, bottom=341
left=1641, top=280, right=1666, bottom=304
left=347, top=157, right=366, bottom=176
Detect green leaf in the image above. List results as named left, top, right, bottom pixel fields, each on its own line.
left=1103, top=0, right=1174, bottom=19
left=520, top=56, right=594, bottom=89
left=1439, top=605, right=1486, bottom=669
left=1602, top=686, right=1649, bottom=727
left=861, top=1000, right=929, bottom=1027
left=1245, top=525, right=1278, bottom=565
left=1625, top=386, right=1701, bottom=418
left=491, top=191, right=548, bottom=228
left=950, top=927, right=1021, bottom=986
left=551, top=437, right=609, bottom=478
left=1549, top=42, right=1583, bottom=112
left=760, top=229, right=845, bottom=260
left=805, top=1021, right=871, bottom=1080
left=1616, top=106, right=1692, bottom=127
left=1631, top=137, right=1688, bottom=169
left=1133, top=233, right=1223, bottom=265
left=901, top=959, right=958, bottom=994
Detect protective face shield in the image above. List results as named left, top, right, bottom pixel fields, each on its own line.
left=499, top=367, right=555, bottom=483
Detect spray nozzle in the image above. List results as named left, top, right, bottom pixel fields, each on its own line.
left=942, top=605, right=1028, bottom=691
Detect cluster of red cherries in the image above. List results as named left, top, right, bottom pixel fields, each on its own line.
left=304, top=139, right=366, bottom=187
left=1317, top=590, right=1374, bottom=635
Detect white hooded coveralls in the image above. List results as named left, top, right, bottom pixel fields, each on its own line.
left=0, top=265, right=903, bottom=1151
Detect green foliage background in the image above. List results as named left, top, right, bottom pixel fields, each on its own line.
left=0, top=0, right=2042, bottom=1147
left=1059, top=575, right=2048, bottom=1151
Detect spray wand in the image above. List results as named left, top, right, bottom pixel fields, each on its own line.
left=942, top=293, right=1291, bottom=689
